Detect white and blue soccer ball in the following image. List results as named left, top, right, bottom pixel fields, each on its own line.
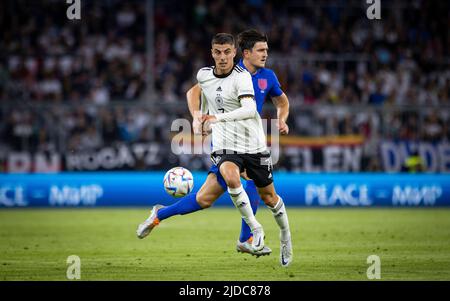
left=163, top=167, right=194, bottom=198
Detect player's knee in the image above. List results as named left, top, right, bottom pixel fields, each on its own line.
left=222, top=175, right=241, bottom=188
left=219, top=167, right=241, bottom=188
left=225, top=179, right=241, bottom=189
left=260, top=191, right=278, bottom=207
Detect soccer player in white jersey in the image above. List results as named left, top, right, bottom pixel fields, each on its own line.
left=137, top=33, right=293, bottom=266
left=187, top=29, right=292, bottom=263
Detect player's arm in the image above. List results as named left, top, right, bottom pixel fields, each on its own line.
left=202, top=71, right=256, bottom=124
left=203, top=96, right=257, bottom=123
left=272, top=92, right=290, bottom=135
left=186, top=83, right=203, bottom=135
left=186, top=84, right=201, bottom=118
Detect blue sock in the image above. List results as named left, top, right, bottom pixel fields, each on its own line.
left=157, top=193, right=202, bottom=221
left=239, top=180, right=260, bottom=242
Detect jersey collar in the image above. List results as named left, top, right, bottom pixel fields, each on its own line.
left=213, top=66, right=234, bottom=78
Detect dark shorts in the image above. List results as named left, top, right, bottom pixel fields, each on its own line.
left=209, top=150, right=274, bottom=188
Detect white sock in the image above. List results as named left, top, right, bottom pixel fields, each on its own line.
left=228, top=185, right=261, bottom=232
left=269, top=196, right=291, bottom=241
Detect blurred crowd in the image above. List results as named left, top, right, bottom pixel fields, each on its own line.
left=0, top=0, right=449, bottom=171
left=0, top=104, right=181, bottom=153
left=1, top=0, right=448, bottom=104
left=0, top=0, right=147, bottom=103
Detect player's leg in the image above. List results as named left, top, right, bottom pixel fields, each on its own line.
left=218, top=159, right=265, bottom=252
left=234, top=175, right=271, bottom=257
left=136, top=173, right=225, bottom=239
left=239, top=173, right=261, bottom=243
left=226, top=169, right=270, bottom=257
left=245, top=153, right=293, bottom=267
left=257, top=183, right=293, bottom=267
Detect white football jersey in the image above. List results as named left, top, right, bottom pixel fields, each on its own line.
left=197, top=65, right=267, bottom=154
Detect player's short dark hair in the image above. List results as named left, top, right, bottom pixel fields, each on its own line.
left=211, top=33, right=235, bottom=47
left=237, top=29, right=268, bottom=52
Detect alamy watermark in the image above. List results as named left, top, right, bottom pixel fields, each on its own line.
left=366, top=255, right=381, bottom=279
left=66, top=255, right=81, bottom=280
left=170, top=115, right=281, bottom=166
left=66, top=0, right=81, bottom=20
left=366, top=0, right=381, bottom=20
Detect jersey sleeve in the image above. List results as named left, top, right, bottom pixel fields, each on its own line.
left=196, top=70, right=203, bottom=85
left=268, top=70, right=283, bottom=97
left=236, top=71, right=255, bottom=100
left=196, top=67, right=212, bottom=84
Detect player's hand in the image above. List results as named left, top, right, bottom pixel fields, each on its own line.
left=200, top=115, right=216, bottom=136
left=277, top=119, right=289, bottom=135
left=202, top=120, right=212, bottom=136
left=192, top=111, right=203, bottom=135
left=193, top=119, right=203, bottom=135
left=201, top=115, right=218, bottom=124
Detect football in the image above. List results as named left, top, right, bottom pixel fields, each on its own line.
left=163, top=167, right=194, bottom=198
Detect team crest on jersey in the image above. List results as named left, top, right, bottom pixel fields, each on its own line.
left=258, top=78, right=268, bottom=91
left=215, top=94, right=223, bottom=106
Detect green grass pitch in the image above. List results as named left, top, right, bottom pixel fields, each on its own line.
left=1, top=208, right=450, bottom=280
